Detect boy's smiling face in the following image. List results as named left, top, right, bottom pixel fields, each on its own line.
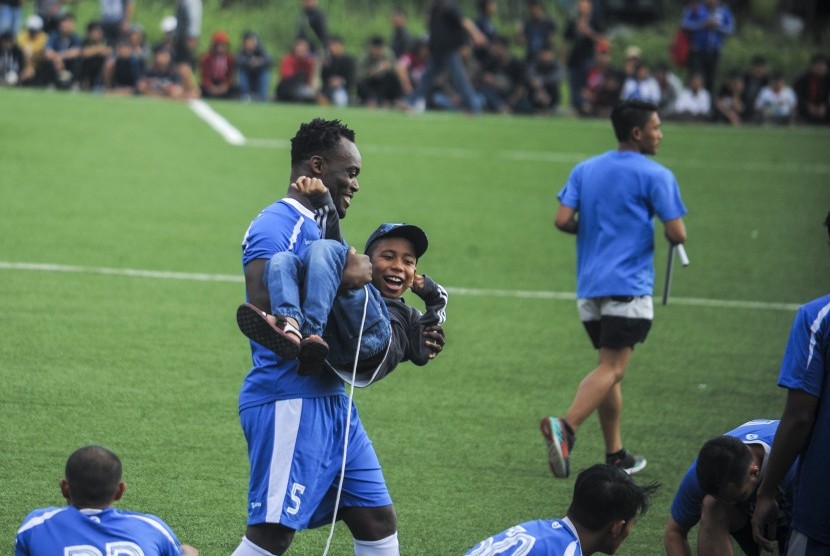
left=369, top=237, right=417, bottom=299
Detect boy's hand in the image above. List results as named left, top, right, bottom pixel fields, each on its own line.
left=340, top=246, right=372, bottom=291
left=290, top=176, right=327, bottom=197
left=423, top=325, right=445, bottom=359
left=411, top=274, right=425, bottom=294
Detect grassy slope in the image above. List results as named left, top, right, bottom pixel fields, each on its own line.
left=1, top=88, right=828, bottom=554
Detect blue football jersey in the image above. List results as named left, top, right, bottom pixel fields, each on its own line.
left=466, top=518, right=582, bottom=556
left=239, top=198, right=344, bottom=410
left=558, top=150, right=687, bottom=298
left=778, top=294, right=830, bottom=544
left=16, top=506, right=183, bottom=556
left=670, top=419, right=797, bottom=529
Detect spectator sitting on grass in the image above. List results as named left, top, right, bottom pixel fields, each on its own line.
left=200, top=29, right=237, bottom=99
left=275, top=36, right=316, bottom=103
left=0, top=30, right=25, bottom=85
left=106, top=37, right=140, bottom=93
left=356, top=35, right=401, bottom=108
left=526, top=45, right=562, bottom=114
left=319, top=34, right=355, bottom=107
left=138, top=46, right=183, bottom=98
left=42, top=12, right=82, bottom=89
left=673, top=72, right=711, bottom=121
left=713, top=69, right=745, bottom=125
left=654, top=61, right=683, bottom=118
left=237, top=30, right=271, bottom=102
left=620, top=60, right=660, bottom=105
left=793, top=53, right=829, bottom=125
left=579, top=39, right=621, bottom=118
left=17, top=15, right=48, bottom=85
left=79, top=20, right=109, bottom=90
left=754, top=71, right=796, bottom=125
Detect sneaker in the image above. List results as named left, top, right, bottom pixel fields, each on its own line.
left=236, top=303, right=301, bottom=359
left=540, top=417, right=572, bottom=478
left=297, top=335, right=329, bottom=376
left=607, top=450, right=647, bottom=475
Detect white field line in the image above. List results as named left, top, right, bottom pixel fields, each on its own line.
left=187, top=103, right=830, bottom=175
left=243, top=137, right=830, bottom=175
left=0, top=262, right=801, bottom=312
left=188, top=99, right=246, bottom=146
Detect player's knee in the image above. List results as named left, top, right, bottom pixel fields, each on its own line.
left=343, top=505, right=398, bottom=541
left=245, top=523, right=295, bottom=555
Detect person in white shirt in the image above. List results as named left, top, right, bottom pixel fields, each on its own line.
left=673, top=72, right=711, bottom=121
left=754, top=71, right=796, bottom=124
left=620, top=61, right=660, bottom=105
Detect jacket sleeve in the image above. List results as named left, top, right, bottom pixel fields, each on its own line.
left=306, top=190, right=344, bottom=243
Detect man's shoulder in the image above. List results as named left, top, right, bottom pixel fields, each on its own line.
left=17, top=507, right=67, bottom=533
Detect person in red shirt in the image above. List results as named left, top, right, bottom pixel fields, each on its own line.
left=275, top=36, right=316, bottom=103
left=199, top=29, right=237, bottom=99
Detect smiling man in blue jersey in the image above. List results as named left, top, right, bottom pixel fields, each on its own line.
left=466, top=464, right=658, bottom=556
left=542, top=99, right=687, bottom=479
left=232, top=119, right=402, bottom=556
left=664, top=419, right=796, bottom=556
left=15, top=445, right=197, bottom=556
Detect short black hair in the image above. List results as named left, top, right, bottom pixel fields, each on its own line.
left=567, top=464, right=658, bottom=532
left=610, top=100, right=658, bottom=142
left=290, top=119, right=356, bottom=167
left=65, top=445, right=122, bottom=507
left=696, top=435, right=751, bottom=497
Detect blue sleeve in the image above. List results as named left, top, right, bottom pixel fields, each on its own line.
left=670, top=463, right=704, bottom=529
left=241, top=209, right=305, bottom=266
left=557, top=165, right=582, bottom=208
left=718, top=8, right=735, bottom=35
left=650, top=168, right=687, bottom=222
left=778, top=303, right=828, bottom=397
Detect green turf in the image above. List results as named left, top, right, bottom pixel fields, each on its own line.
left=1, top=88, right=828, bottom=555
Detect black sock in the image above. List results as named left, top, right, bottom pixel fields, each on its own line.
left=606, top=448, right=626, bottom=461
left=561, top=419, right=576, bottom=450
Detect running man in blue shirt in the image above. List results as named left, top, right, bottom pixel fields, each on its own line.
left=15, top=445, right=197, bottom=556
left=752, top=212, right=830, bottom=556
left=465, top=464, right=657, bottom=556
left=542, top=100, right=688, bottom=479
left=664, top=420, right=796, bottom=556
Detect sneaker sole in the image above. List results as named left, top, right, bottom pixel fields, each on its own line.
left=622, top=457, right=647, bottom=476
left=236, top=304, right=300, bottom=359
left=540, top=418, right=569, bottom=478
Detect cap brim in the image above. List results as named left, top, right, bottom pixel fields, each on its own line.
left=365, top=224, right=429, bottom=259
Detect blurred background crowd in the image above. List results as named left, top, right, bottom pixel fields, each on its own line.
left=0, top=0, right=827, bottom=124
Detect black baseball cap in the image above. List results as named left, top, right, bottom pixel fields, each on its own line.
left=364, top=223, right=428, bottom=259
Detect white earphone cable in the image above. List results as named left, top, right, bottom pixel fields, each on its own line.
left=321, top=285, right=370, bottom=556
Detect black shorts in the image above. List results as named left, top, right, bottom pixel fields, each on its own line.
left=579, top=296, right=653, bottom=350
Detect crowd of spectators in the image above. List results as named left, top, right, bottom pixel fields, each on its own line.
left=0, top=0, right=828, bottom=125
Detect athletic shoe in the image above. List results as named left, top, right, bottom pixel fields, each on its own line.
left=607, top=450, right=647, bottom=475
left=540, top=417, right=572, bottom=478
left=297, top=335, right=330, bottom=376
left=236, top=303, right=301, bottom=359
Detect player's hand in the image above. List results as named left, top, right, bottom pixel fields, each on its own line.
left=340, top=246, right=372, bottom=290
left=423, top=325, right=445, bottom=359
left=750, top=493, right=778, bottom=552
left=290, top=176, right=327, bottom=197
left=411, top=274, right=425, bottom=294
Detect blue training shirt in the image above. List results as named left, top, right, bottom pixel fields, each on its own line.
left=558, top=150, right=687, bottom=299
left=778, top=294, right=830, bottom=544
left=240, top=198, right=343, bottom=410
left=465, top=518, right=582, bottom=556
left=15, top=506, right=184, bottom=556
left=669, top=419, right=797, bottom=529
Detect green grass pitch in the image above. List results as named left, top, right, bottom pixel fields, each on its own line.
left=1, top=87, right=828, bottom=555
